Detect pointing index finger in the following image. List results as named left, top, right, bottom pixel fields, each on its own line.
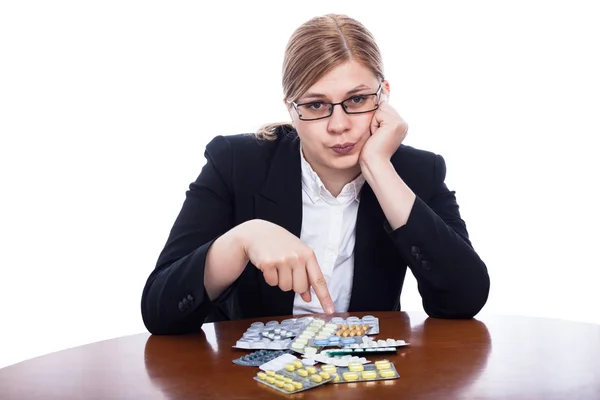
left=305, top=253, right=335, bottom=314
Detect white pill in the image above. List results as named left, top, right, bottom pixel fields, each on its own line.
left=386, top=339, right=396, bottom=345
left=292, top=342, right=304, bottom=350
left=304, top=347, right=318, bottom=356
left=236, top=340, right=252, bottom=349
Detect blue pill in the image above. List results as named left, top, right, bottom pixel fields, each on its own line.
left=342, top=338, right=356, bottom=344
left=328, top=336, right=341, bottom=342
left=314, top=339, right=329, bottom=346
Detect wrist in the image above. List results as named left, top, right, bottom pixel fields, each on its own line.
left=232, top=219, right=264, bottom=260
left=360, top=156, right=393, bottom=181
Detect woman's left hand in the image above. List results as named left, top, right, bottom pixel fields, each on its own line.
left=359, top=93, right=409, bottom=165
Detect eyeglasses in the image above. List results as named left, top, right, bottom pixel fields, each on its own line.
left=290, top=84, right=382, bottom=121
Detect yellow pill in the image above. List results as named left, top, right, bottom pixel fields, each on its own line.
left=292, top=381, right=303, bottom=389
left=256, top=372, right=267, bottom=380
left=266, top=376, right=275, bottom=384
left=284, top=377, right=292, bottom=383
left=333, top=374, right=340, bottom=383
left=375, top=359, right=390, bottom=366
left=342, top=372, right=359, bottom=381
left=284, top=363, right=295, bottom=372
left=319, top=371, right=331, bottom=379
left=266, top=370, right=276, bottom=377
left=275, top=380, right=285, bottom=388
left=311, top=374, right=322, bottom=383
left=375, top=362, right=391, bottom=370
left=292, top=360, right=303, bottom=369
left=306, top=366, right=317, bottom=374
left=361, top=370, right=377, bottom=379
left=379, top=369, right=396, bottom=378
left=321, top=364, right=337, bottom=373
left=348, top=363, right=364, bottom=372
left=283, top=383, right=295, bottom=392
left=274, top=374, right=284, bottom=380
left=296, top=368, right=308, bottom=377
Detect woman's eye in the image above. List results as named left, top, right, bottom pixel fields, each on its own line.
left=351, top=96, right=366, bottom=104
left=308, top=102, right=324, bottom=110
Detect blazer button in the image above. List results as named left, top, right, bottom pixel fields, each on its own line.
left=416, top=254, right=423, bottom=262
left=411, top=246, right=420, bottom=256
left=178, top=301, right=185, bottom=311
left=421, top=260, right=431, bottom=270
left=183, top=298, right=189, bottom=307
left=187, top=294, right=194, bottom=302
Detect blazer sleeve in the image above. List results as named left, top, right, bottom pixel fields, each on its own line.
left=141, top=135, right=236, bottom=334
left=385, top=154, right=490, bottom=318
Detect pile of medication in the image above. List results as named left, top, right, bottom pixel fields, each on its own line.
left=233, top=315, right=407, bottom=394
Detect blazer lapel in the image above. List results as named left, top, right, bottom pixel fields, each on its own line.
left=254, top=131, right=302, bottom=316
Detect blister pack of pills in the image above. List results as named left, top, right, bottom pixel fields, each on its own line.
left=232, top=349, right=294, bottom=367
left=258, top=353, right=316, bottom=372
left=307, top=335, right=365, bottom=348
left=321, top=347, right=398, bottom=357
left=329, top=315, right=380, bottom=335
left=289, top=318, right=329, bottom=354
left=309, top=353, right=370, bottom=367
left=329, top=360, right=400, bottom=383
left=234, top=317, right=313, bottom=350
left=345, top=336, right=409, bottom=348
left=254, top=364, right=334, bottom=394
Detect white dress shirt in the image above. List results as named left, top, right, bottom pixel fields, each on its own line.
left=292, top=147, right=366, bottom=315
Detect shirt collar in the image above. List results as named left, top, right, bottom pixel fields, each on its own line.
left=300, top=144, right=365, bottom=204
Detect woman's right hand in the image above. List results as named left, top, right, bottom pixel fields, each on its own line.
left=236, top=219, right=335, bottom=314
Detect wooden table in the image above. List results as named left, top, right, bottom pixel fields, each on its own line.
left=1, top=311, right=599, bottom=399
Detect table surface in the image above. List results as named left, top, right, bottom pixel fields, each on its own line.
left=1, top=311, right=599, bottom=399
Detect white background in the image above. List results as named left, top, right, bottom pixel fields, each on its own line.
left=1, top=1, right=599, bottom=369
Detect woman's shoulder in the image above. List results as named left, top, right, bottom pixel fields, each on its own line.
left=204, top=126, right=298, bottom=170
left=393, top=143, right=440, bottom=165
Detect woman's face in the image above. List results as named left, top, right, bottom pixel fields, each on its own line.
left=288, top=60, right=385, bottom=177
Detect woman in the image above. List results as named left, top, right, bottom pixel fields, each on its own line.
left=141, top=14, right=490, bottom=335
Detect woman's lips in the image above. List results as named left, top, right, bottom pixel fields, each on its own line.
left=331, top=143, right=355, bottom=155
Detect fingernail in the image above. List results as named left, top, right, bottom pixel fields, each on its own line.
left=326, top=305, right=334, bottom=314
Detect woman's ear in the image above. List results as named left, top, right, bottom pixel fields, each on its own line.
left=283, top=98, right=297, bottom=128
left=382, top=80, right=391, bottom=102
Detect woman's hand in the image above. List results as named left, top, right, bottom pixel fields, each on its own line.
left=359, top=91, right=409, bottom=166
left=236, top=219, right=335, bottom=314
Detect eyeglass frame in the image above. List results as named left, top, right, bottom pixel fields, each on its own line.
left=289, top=83, right=383, bottom=121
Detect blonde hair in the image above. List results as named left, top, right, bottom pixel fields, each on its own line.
left=255, top=14, right=385, bottom=140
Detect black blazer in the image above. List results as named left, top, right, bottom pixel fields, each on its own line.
left=141, top=127, right=490, bottom=334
